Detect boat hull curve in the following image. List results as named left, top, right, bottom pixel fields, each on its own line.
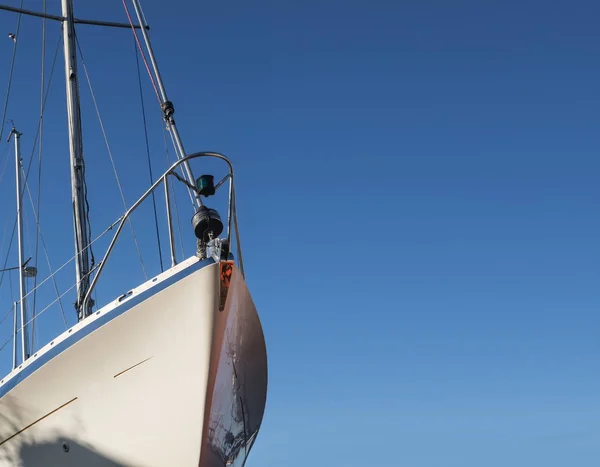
left=0, top=258, right=268, bottom=467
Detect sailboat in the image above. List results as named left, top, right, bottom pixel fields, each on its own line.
left=0, top=1, right=268, bottom=466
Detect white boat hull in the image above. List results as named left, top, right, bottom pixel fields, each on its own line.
left=0, top=257, right=268, bottom=466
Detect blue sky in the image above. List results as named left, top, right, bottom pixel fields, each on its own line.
left=0, top=0, right=599, bottom=465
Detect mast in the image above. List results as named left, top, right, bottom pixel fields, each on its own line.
left=61, top=0, right=93, bottom=320
left=11, top=128, right=29, bottom=362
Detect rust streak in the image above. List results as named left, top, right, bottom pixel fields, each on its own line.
left=0, top=397, right=78, bottom=447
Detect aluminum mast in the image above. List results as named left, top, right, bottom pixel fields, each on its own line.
left=62, top=0, right=93, bottom=320
left=10, top=128, right=29, bottom=362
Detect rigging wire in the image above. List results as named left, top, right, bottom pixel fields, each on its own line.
left=121, top=0, right=160, bottom=105
left=71, top=37, right=96, bottom=278
left=0, top=303, right=13, bottom=328
left=123, top=0, right=196, bottom=210
left=22, top=167, right=68, bottom=331
left=0, top=221, right=9, bottom=271
left=0, top=0, right=24, bottom=140
left=0, top=212, right=124, bottom=357
left=75, top=34, right=148, bottom=280
left=0, top=143, right=11, bottom=187
left=0, top=219, right=17, bottom=292
left=31, top=0, right=47, bottom=353
left=0, top=257, right=98, bottom=354
left=21, top=192, right=34, bottom=336
left=134, top=38, right=164, bottom=273
left=20, top=176, right=34, bottom=265
left=21, top=259, right=99, bottom=331
left=0, top=2, right=21, bottom=310
left=0, top=144, right=12, bottom=270
left=0, top=27, right=64, bottom=352
left=162, top=130, right=186, bottom=259
left=17, top=215, right=123, bottom=309
left=0, top=30, right=62, bottom=306
left=8, top=266, right=14, bottom=337
left=0, top=302, right=15, bottom=354
left=23, top=27, right=62, bottom=182
left=0, top=332, right=11, bottom=355
left=167, top=126, right=196, bottom=208
left=20, top=209, right=34, bottom=348
left=7, top=160, right=71, bottom=352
